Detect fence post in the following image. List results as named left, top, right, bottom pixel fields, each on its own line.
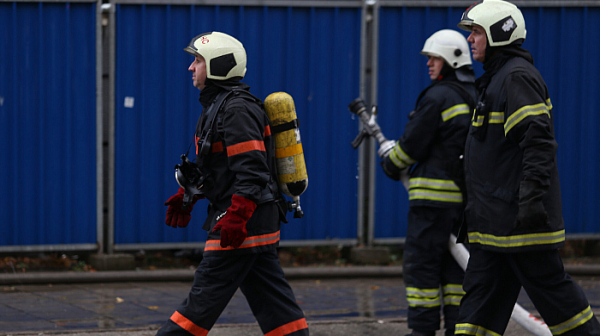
left=357, top=0, right=379, bottom=247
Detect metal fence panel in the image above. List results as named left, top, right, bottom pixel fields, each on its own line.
left=114, top=4, right=361, bottom=245
left=0, top=2, right=97, bottom=247
left=374, top=6, right=600, bottom=239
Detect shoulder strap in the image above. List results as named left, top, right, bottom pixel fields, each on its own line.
left=414, top=80, right=476, bottom=112
left=439, top=81, right=476, bottom=112
left=196, top=90, right=234, bottom=157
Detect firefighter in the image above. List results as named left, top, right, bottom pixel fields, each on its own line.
left=156, top=31, right=309, bottom=336
left=455, top=1, right=600, bottom=335
left=380, top=29, right=477, bottom=336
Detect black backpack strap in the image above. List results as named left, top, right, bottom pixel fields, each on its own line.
left=196, top=90, right=234, bottom=158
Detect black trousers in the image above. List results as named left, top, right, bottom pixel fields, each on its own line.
left=156, top=248, right=309, bottom=336
left=456, top=245, right=600, bottom=335
left=404, top=206, right=465, bottom=333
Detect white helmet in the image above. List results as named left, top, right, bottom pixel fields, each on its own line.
left=184, top=31, right=247, bottom=80
left=420, top=29, right=471, bottom=69
left=457, top=0, right=527, bottom=47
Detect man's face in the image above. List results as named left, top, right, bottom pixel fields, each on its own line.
left=467, top=24, right=487, bottom=63
left=426, top=55, right=445, bottom=81
left=188, top=55, right=207, bottom=90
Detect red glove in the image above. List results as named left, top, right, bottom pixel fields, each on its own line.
left=164, top=187, right=200, bottom=228
left=212, top=194, right=257, bottom=248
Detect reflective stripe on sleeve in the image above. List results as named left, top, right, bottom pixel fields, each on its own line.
left=468, top=230, right=565, bottom=248
left=389, top=142, right=417, bottom=169
left=549, top=306, right=594, bottom=335
left=170, top=311, right=209, bottom=336
left=504, top=98, right=552, bottom=135
left=226, top=140, right=266, bottom=156
left=441, top=103, right=470, bottom=122
left=265, top=318, right=309, bottom=336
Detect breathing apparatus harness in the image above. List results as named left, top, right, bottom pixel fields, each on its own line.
left=175, top=88, right=287, bottom=221
left=175, top=89, right=234, bottom=209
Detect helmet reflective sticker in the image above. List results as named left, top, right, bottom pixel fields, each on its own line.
left=210, top=54, right=237, bottom=77
left=490, top=15, right=518, bottom=44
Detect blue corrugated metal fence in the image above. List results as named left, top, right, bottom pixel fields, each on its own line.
left=113, top=4, right=362, bottom=246
left=1, top=1, right=599, bottom=252
left=0, top=1, right=97, bottom=248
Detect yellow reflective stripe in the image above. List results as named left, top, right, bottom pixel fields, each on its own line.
left=409, top=190, right=463, bottom=203
left=442, top=103, right=470, bottom=122
left=456, top=323, right=501, bottom=336
left=389, top=142, right=416, bottom=169
left=407, top=300, right=441, bottom=307
left=406, top=287, right=441, bottom=307
left=442, top=284, right=465, bottom=295
left=504, top=99, right=552, bottom=135
left=472, top=114, right=485, bottom=127
left=406, top=287, right=440, bottom=297
left=468, top=230, right=565, bottom=248
left=442, top=284, right=465, bottom=306
left=408, top=178, right=462, bottom=203
left=549, top=306, right=593, bottom=335
left=409, top=178, right=460, bottom=191
left=443, top=295, right=463, bottom=306
left=488, top=112, right=504, bottom=124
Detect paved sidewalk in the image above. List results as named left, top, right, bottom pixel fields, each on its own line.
left=0, top=320, right=535, bottom=336
left=2, top=271, right=600, bottom=336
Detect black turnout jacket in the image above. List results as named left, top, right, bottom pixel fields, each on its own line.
left=388, top=72, right=476, bottom=208
left=194, top=82, right=281, bottom=255
left=463, top=47, right=564, bottom=252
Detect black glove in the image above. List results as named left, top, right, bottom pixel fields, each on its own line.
left=515, top=180, right=550, bottom=230
left=380, top=156, right=401, bottom=181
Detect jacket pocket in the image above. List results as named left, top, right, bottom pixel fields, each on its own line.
left=472, top=182, right=518, bottom=236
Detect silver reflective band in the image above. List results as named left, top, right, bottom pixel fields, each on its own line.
left=442, top=103, right=470, bottom=122
left=549, top=306, right=594, bottom=335
left=468, top=230, right=565, bottom=248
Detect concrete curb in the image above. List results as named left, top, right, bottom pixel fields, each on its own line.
left=0, top=266, right=403, bottom=285
left=0, top=264, right=596, bottom=285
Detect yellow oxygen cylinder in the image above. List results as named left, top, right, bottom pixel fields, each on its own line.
left=264, top=92, right=308, bottom=217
